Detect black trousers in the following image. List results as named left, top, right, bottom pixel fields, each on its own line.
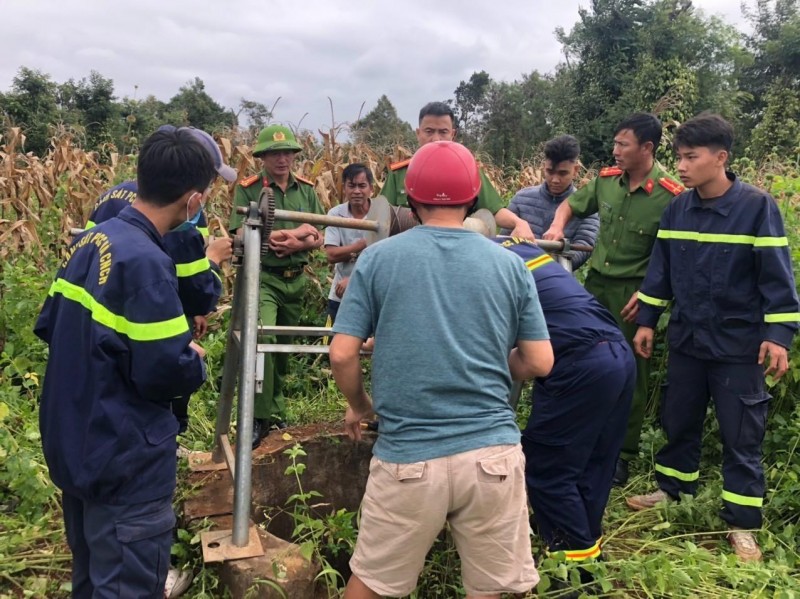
left=655, top=350, right=769, bottom=528
left=62, top=492, right=175, bottom=598
left=523, top=340, right=635, bottom=559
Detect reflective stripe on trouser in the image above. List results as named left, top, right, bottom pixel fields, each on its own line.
left=254, top=271, right=307, bottom=421
left=559, top=539, right=602, bottom=562
left=655, top=350, right=768, bottom=528
left=584, top=271, right=649, bottom=461
left=523, top=340, right=635, bottom=554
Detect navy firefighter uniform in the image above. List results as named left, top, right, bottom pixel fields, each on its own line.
left=88, top=181, right=222, bottom=318
left=636, top=173, right=799, bottom=529
left=88, top=181, right=222, bottom=431
left=35, top=206, right=206, bottom=598
left=496, top=237, right=636, bottom=562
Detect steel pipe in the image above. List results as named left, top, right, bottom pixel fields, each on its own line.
left=231, top=207, right=263, bottom=547
left=211, top=268, right=245, bottom=463
left=236, top=206, right=381, bottom=232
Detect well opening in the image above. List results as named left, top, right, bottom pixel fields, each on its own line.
left=250, top=424, right=374, bottom=537
left=183, top=423, right=375, bottom=598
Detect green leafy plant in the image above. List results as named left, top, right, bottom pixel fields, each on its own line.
left=283, top=442, right=357, bottom=596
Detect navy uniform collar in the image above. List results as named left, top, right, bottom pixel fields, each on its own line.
left=117, top=205, right=168, bottom=250
left=686, top=172, right=739, bottom=216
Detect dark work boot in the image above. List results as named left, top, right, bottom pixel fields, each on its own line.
left=251, top=419, right=269, bottom=450
left=612, top=458, right=629, bottom=486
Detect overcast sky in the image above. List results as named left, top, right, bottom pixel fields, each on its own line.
left=3, top=0, right=749, bottom=134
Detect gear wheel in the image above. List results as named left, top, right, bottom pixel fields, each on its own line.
left=257, top=186, right=276, bottom=257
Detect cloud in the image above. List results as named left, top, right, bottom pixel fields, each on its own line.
left=1, top=0, right=749, bottom=133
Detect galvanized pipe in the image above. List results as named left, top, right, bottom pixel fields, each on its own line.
left=231, top=211, right=262, bottom=547
left=235, top=206, right=380, bottom=233
left=534, top=239, right=593, bottom=254
left=275, top=209, right=380, bottom=232
left=211, top=269, right=245, bottom=463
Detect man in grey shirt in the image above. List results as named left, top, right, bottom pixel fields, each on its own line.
left=324, top=163, right=372, bottom=322
left=503, top=135, right=599, bottom=268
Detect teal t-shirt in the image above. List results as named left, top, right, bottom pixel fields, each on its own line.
left=332, top=226, right=549, bottom=463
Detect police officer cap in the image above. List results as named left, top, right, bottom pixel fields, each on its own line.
left=253, top=125, right=303, bottom=156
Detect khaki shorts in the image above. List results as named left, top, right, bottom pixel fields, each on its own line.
left=350, top=444, right=539, bottom=597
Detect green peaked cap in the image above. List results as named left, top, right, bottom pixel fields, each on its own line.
left=253, top=124, right=302, bottom=155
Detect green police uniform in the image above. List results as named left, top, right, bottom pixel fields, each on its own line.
left=229, top=171, right=324, bottom=423
left=381, top=159, right=505, bottom=214
left=569, top=163, right=683, bottom=461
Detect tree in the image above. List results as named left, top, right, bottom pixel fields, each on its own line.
left=0, top=67, right=59, bottom=155
left=58, top=71, right=117, bottom=150
left=475, top=73, right=555, bottom=167
left=350, top=95, right=415, bottom=153
left=238, top=99, right=273, bottom=137
left=740, top=0, right=800, bottom=159
left=166, top=77, right=236, bottom=132
left=451, top=71, right=492, bottom=145
left=551, top=0, right=743, bottom=164
left=115, top=94, right=186, bottom=154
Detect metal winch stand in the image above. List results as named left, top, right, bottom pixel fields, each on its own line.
left=189, top=193, right=586, bottom=562
left=194, top=194, right=398, bottom=562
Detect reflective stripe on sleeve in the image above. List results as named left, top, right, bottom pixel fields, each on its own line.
left=525, top=254, right=554, bottom=272
left=49, top=278, right=189, bottom=341
left=175, top=257, right=212, bottom=278
left=753, top=236, right=789, bottom=247
left=657, top=230, right=788, bottom=247
left=655, top=463, right=699, bottom=482
left=764, top=312, right=800, bottom=323
left=85, top=221, right=97, bottom=229
left=196, top=226, right=209, bottom=237
left=721, top=490, right=763, bottom=508
left=638, top=291, right=671, bottom=307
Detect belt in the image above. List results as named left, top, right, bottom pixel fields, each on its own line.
left=262, top=265, right=305, bottom=279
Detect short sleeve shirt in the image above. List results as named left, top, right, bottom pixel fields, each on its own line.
left=332, top=226, right=549, bottom=463
left=324, top=202, right=369, bottom=301
left=229, top=172, right=324, bottom=267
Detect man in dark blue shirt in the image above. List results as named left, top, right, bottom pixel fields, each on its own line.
left=497, top=237, right=634, bottom=579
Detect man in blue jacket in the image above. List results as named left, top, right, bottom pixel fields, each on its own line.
left=87, top=126, right=235, bottom=338
left=627, top=113, right=799, bottom=562
left=503, top=135, right=599, bottom=268
left=35, top=128, right=213, bottom=597
left=87, top=127, right=235, bottom=435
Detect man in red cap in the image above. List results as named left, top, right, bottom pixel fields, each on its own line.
left=330, top=141, right=554, bottom=599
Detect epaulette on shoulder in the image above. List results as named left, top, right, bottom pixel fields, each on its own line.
left=659, top=177, right=684, bottom=196
left=295, top=174, right=314, bottom=186
left=240, top=174, right=259, bottom=188
left=599, top=166, right=623, bottom=177
left=389, top=159, right=411, bottom=171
